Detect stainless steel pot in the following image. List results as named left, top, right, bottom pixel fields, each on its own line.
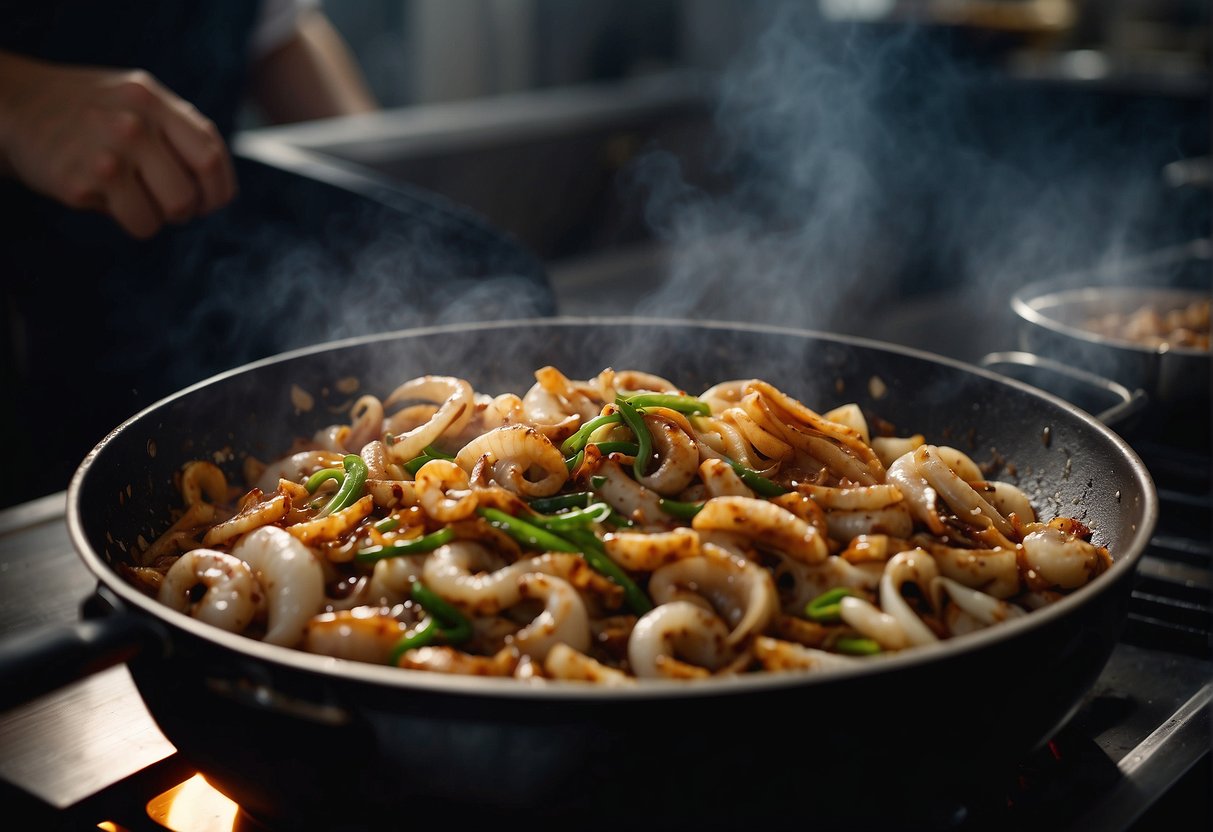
left=1010, top=239, right=1211, bottom=448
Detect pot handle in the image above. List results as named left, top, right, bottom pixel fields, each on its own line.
left=978, top=351, right=1149, bottom=427
left=0, top=586, right=170, bottom=712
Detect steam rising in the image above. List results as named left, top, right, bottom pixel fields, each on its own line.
left=153, top=191, right=553, bottom=399
left=160, top=4, right=1197, bottom=401
left=620, top=4, right=1191, bottom=344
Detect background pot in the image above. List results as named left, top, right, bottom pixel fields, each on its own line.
left=1010, top=238, right=1211, bottom=450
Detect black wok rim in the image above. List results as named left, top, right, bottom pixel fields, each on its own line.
left=1012, top=281, right=1211, bottom=359
left=66, top=315, right=1159, bottom=702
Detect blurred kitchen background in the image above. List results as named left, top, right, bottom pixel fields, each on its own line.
left=294, top=0, right=1212, bottom=111
left=242, top=0, right=1211, bottom=358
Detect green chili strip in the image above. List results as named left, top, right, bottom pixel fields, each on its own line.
left=724, top=458, right=788, bottom=497
left=305, top=467, right=344, bottom=494
left=404, top=456, right=432, bottom=475
left=560, top=412, right=622, bottom=456
left=528, top=492, right=595, bottom=513
left=422, top=444, right=455, bottom=460
left=527, top=502, right=613, bottom=530
left=388, top=617, right=438, bottom=664
left=605, top=511, right=634, bottom=528
left=373, top=516, right=400, bottom=533
left=575, top=476, right=632, bottom=526
left=355, top=527, right=456, bottom=562
left=476, top=508, right=580, bottom=553
left=658, top=497, right=705, bottom=519
left=615, top=396, right=651, bottom=480
left=562, top=527, right=652, bottom=615
left=477, top=506, right=649, bottom=614
left=624, top=393, right=711, bottom=415
left=316, top=454, right=369, bottom=517
left=403, top=444, right=455, bottom=475
left=835, top=637, right=882, bottom=656
left=411, top=581, right=472, bottom=643
left=557, top=489, right=630, bottom=528
left=592, top=441, right=640, bottom=456
left=804, top=587, right=855, bottom=623
left=386, top=581, right=474, bottom=664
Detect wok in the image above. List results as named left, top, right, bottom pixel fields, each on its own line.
left=1, top=318, right=1155, bottom=830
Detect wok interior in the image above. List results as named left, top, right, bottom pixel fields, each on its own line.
left=75, top=318, right=1152, bottom=664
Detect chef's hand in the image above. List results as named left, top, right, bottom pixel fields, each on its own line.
left=0, top=51, right=237, bottom=239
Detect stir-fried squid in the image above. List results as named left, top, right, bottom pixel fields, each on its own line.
left=126, top=367, right=1112, bottom=683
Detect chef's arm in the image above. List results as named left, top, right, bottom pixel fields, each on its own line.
left=248, top=7, right=378, bottom=125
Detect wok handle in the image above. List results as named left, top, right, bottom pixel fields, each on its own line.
left=979, top=351, right=1149, bottom=427
left=0, top=591, right=169, bottom=712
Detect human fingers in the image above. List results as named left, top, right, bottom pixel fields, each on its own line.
left=103, top=71, right=236, bottom=214
left=96, top=152, right=164, bottom=239
left=134, top=125, right=206, bottom=223
left=101, top=106, right=204, bottom=224
left=152, top=96, right=237, bottom=214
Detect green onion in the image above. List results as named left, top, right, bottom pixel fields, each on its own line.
left=356, top=527, right=456, bottom=562
left=724, top=458, right=788, bottom=497
left=592, top=441, right=640, bottom=456
left=804, top=587, right=855, bottom=623
left=560, top=412, right=622, bottom=456
left=403, top=445, right=455, bottom=475
left=305, top=467, right=344, bottom=494
left=476, top=508, right=580, bottom=553
left=658, top=498, right=705, bottom=519
left=561, top=528, right=652, bottom=615
left=388, top=617, right=438, bottom=664
left=565, top=449, right=585, bottom=472
left=421, top=444, right=455, bottom=460
left=316, top=455, right=369, bottom=517
left=624, top=393, right=711, bottom=415
left=590, top=475, right=607, bottom=490
left=550, top=489, right=630, bottom=528
left=835, top=637, right=882, bottom=656
left=528, top=492, right=595, bottom=513
left=605, top=511, right=634, bottom=528
left=477, top=506, right=649, bottom=614
left=615, top=397, right=652, bottom=480
left=527, top=502, right=613, bottom=530
left=410, top=581, right=472, bottom=643
left=387, top=582, right=474, bottom=664
left=373, top=516, right=400, bottom=533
